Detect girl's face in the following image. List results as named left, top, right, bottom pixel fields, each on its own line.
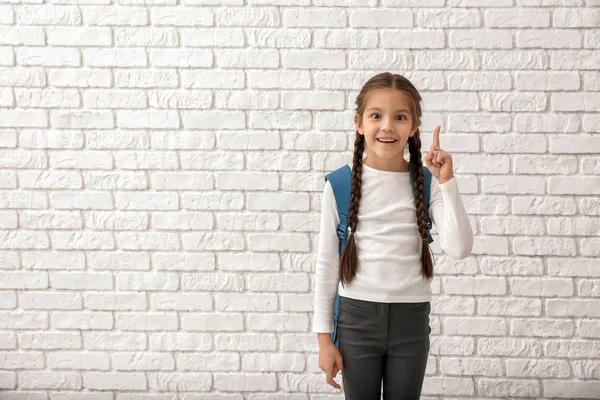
left=355, top=88, right=417, bottom=170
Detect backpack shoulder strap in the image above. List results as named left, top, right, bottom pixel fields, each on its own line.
left=324, top=164, right=352, bottom=254
left=423, top=166, right=433, bottom=210
left=409, top=165, right=434, bottom=244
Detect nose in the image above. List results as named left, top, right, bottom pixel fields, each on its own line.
left=381, top=117, right=394, bottom=131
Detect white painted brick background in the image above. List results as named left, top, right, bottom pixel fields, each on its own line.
left=0, top=0, right=599, bottom=399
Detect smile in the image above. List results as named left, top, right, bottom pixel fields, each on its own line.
left=377, top=138, right=396, bottom=143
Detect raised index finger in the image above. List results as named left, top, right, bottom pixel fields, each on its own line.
left=433, top=125, right=441, bottom=149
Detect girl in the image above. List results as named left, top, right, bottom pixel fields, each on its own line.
left=313, top=72, right=474, bottom=399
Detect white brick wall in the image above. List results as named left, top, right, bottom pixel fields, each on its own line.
left=0, top=1, right=599, bottom=398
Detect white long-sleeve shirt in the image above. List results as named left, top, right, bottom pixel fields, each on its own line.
left=312, top=163, right=474, bottom=333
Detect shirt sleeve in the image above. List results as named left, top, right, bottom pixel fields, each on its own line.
left=428, top=176, right=474, bottom=260
left=312, top=180, right=341, bottom=333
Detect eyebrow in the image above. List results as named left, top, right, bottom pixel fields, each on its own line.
left=366, top=107, right=410, bottom=113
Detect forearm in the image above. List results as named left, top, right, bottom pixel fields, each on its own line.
left=435, top=178, right=474, bottom=259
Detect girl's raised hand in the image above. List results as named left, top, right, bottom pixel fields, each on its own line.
left=425, top=125, right=454, bottom=184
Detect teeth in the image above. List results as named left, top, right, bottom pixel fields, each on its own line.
left=378, top=139, right=395, bottom=143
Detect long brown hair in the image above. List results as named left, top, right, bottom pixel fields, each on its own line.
left=339, top=72, right=434, bottom=286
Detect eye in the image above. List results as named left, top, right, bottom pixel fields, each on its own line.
left=396, top=115, right=406, bottom=121
left=370, top=113, right=380, bottom=119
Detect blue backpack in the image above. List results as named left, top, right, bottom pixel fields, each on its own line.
left=324, top=164, right=434, bottom=349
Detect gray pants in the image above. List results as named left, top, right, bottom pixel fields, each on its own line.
left=337, top=296, right=431, bottom=400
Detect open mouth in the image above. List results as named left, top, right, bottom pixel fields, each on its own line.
left=377, top=138, right=396, bottom=143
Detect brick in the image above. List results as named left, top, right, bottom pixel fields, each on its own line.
left=19, top=332, right=81, bottom=350
left=482, top=175, right=545, bottom=194
left=517, top=29, right=582, bottom=48
left=247, top=193, right=310, bottom=211
left=217, top=213, right=279, bottom=232
left=440, top=357, right=503, bottom=376
left=182, top=313, right=244, bottom=332
left=485, top=9, right=549, bottom=27
left=510, top=277, right=574, bottom=297
left=544, top=381, right=600, bottom=398
left=242, top=353, right=305, bottom=372
left=482, top=50, right=548, bottom=70
left=316, top=29, right=378, bottom=49
left=283, top=50, right=345, bottom=70
left=431, top=296, right=475, bottom=315
left=0, top=332, right=16, bottom=349
left=443, top=277, right=507, bottom=295
left=84, top=332, right=146, bottom=351
left=478, top=378, right=540, bottom=398
left=52, top=312, right=113, bottom=330
left=217, top=7, right=279, bottom=27
left=449, top=29, right=512, bottom=48
left=85, top=211, right=148, bottom=231
left=444, top=317, right=506, bottom=336
left=0, top=371, right=15, bottom=389
left=48, top=352, right=109, bottom=370
left=247, top=313, right=309, bottom=332
left=152, top=253, right=215, bottom=271
left=117, top=272, right=178, bottom=291
left=513, top=155, right=578, bottom=174
left=482, top=92, right=547, bottom=112
left=548, top=258, right=600, bottom=277
left=115, top=313, right=178, bottom=331
left=510, top=318, right=574, bottom=337
left=353, top=9, right=413, bottom=28
left=150, top=333, right=212, bottom=351
left=418, top=9, right=479, bottom=28
left=19, top=292, right=81, bottom=310
left=551, top=50, right=600, bottom=70
left=215, top=373, right=277, bottom=392
left=478, top=338, right=541, bottom=357
left=51, top=272, right=112, bottom=290
left=50, top=191, right=113, bottom=210
left=480, top=216, right=544, bottom=235
left=215, top=293, right=277, bottom=312
left=215, top=334, right=277, bottom=352
left=178, top=353, right=239, bottom=371
left=284, top=9, right=345, bottom=28
left=247, top=273, right=309, bottom=292
left=554, top=8, right=600, bottom=27
left=89, top=252, right=150, bottom=271
left=247, top=234, right=310, bottom=252
left=278, top=373, right=334, bottom=393
left=506, top=358, right=570, bottom=378
left=0, top=351, right=45, bottom=369
left=547, top=299, right=600, bottom=318
left=478, top=298, right=542, bottom=316
left=0, top=271, right=48, bottom=289
left=83, top=372, right=146, bottom=391
left=544, top=339, right=600, bottom=358
left=350, top=49, right=411, bottom=70
left=148, top=373, right=212, bottom=392
left=84, top=172, right=148, bottom=190
left=113, top=352, right=175, bottom=371
left=429, top=336, right=475, bottom=356
left=19, top=371, right=81, bottom=390
left=117, top=232, right=180, bottom=251
left=85, top=293, right=147, bottom=311
left=151, top=293, right=212, bottom=311
left=512, top=196, right=576, bottom=215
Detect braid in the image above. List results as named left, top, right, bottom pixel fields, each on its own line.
left=408, top=130, right=434, bottom=279
left=339, top=132, right=364, bottom=286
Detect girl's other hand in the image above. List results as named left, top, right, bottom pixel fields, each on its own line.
left=318, top=340, right=344, bottom=389
left=425, top=125, right=455, bottom=184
